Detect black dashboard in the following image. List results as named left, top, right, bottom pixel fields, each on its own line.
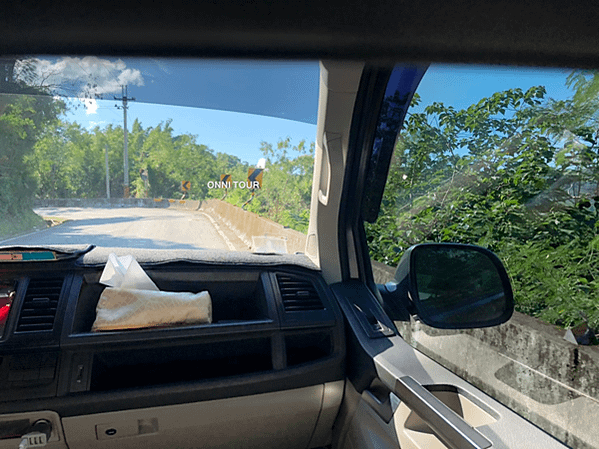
left=0, top=248, right=345, bottom=419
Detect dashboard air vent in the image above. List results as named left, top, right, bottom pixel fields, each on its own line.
left=276, top=274, right=324, bottom=312
left=16, top=278, right=64, bottom=332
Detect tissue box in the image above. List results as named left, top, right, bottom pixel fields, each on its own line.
left=92, top=288, right=212, bottom=332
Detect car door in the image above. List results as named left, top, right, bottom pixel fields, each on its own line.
left=312, top=61, right=576, bottom=449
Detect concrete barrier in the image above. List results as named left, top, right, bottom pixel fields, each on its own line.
left=153, top=199, right=201, bottom=211
left=34, top=198, right=201, bottom=210
left=372, top=260, right=396, bottom=284
left=199, top=199, right=307, bottom=254
left=373, top=260, right=599, bottom=448
left=34, top=198, right=158, bottom=208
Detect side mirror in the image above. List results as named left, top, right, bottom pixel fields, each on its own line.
left=385, top=243, right=514, bottom=329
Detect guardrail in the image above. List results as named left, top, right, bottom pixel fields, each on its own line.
left=199, top=199, right=307, bottom=254
left=34, top=198, right=202, bottom=211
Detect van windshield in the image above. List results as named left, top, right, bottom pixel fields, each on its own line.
left=0, top=57, right=319, bottom=255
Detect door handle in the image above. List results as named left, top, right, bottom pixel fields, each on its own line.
left=394, top=376, right=492, bottom=449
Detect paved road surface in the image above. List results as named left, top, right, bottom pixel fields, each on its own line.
left=0, top=207, right=230, bottom=251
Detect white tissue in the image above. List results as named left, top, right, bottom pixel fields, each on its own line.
left=99, top=253, right=159, bottom=291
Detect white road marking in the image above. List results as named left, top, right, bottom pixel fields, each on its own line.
left=199, top=212, right=237, bottom=251
left=0, top=226, right=55, bottom=245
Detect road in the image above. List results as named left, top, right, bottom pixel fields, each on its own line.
left=0, top=207, right=231, bottom=251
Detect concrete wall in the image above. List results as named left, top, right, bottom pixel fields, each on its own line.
left=372, top=260, right=396, bottom=284
left=373, top=260, right=599, bottom=448
left=199, top=199, right=307, bottom=254
left=157, top=198, right=201, bottom=211
left=34, top=198, right=201, bottom=211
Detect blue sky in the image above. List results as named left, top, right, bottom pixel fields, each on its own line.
left=71, top=101, right=318, bottom=166
left=56, top=59, right=576, bottom=165
left=60, top=58, right=320, bottom=165
left=414, top=64, right=574, bottom=111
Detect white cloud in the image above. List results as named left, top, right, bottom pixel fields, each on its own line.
left=256, top=158, right=266, bottom=169
left=82, top=98, right=98, bottom=115
left=16, top=56, right=144, bottom=99
left=117, top=68, right=143, bottom=86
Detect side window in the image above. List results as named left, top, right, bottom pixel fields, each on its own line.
left=368, top=65, right=599, bottom=449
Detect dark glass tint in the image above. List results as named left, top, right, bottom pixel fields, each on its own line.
left=413, top=246, right=507, bottom=326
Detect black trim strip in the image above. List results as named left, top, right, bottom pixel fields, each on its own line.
left=338, top=66, right=393, bottom=281
left=0, top=357, right=343, bottom=417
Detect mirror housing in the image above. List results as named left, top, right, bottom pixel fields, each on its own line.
left=385, top=243, right=514, bottom=329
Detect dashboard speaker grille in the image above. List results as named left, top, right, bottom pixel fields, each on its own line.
left=276, top=274, right=324, bottom=312
left=16, top=278, right=64, bottom=332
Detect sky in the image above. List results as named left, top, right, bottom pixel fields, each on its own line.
left=33, top=57, right=577, bottom=166
left=73, top=101, right=318, bottom=165
left=414, top=64, right=574, bottom=112
left=58, top=57, right=320, bottom=165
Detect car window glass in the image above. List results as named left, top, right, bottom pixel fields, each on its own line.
left=368, top=64, right=599, bottom=448
left=0, top=57, right=318, bottom=256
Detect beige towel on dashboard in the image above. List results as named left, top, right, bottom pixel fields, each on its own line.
left=92, top=287, right=212, bottom=331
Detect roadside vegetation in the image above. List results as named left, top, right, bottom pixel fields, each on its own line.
left=0, top=63, right=65, bottom=239
left=0, top=211, right=47, bottom=241
left=27, top=118, right=314, bottom=233
left=367, top=72, right=599, bottom=330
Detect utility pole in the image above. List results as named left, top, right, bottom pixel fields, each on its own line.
left=115, top=85, right=135, bottom=198
left=104, top=144, right=110, bottom=199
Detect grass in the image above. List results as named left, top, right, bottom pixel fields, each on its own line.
left=0, top=210, right=48, bottom=242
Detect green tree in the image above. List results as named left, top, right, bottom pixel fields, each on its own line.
left=141, top=121, right=217, bottom=200
left=1, top=96, right=65, bottom=214
left=237, top=138, right=314, bottom=232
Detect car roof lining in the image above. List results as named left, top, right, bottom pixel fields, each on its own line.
left=3, top=1, right=599, bottom=67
